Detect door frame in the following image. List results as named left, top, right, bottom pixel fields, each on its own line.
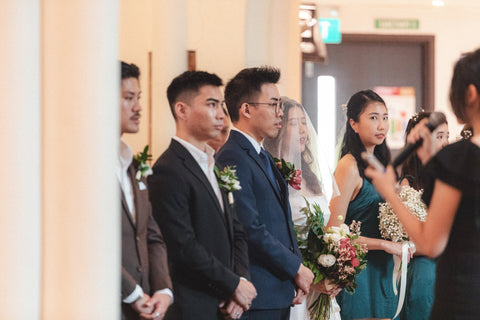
left=338, top=33, right=435, bottom=111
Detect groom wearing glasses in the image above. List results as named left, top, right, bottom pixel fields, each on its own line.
left=216, top=67, right=314, bottom=320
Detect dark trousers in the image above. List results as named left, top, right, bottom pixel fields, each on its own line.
left=241, top=308, right=290, bottom=320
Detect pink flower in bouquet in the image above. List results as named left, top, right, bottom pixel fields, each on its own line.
left=274, top=158, right=302, bottom=190
left=289, top=169, right=302, bottom=190
left=351, top=257, right=360, bottom=267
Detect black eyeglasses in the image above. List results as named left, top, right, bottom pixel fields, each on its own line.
left=247, top=100, right=284, bottom=115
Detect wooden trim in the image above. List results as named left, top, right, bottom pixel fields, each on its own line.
left=187, top=50, right=196, bottom=71
left=341, top=33, right=435, bottom=111
left=148, top=51, right=153, bottom=151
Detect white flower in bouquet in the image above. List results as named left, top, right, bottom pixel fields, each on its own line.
left=317, top=254, right=336, bottom=267
left=378, top=185, right=427, bottom=242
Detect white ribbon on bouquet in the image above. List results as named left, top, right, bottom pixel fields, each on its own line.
left=391, top=241, right=411, bottom=319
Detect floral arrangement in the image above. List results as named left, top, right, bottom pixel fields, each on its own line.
left=133, top=145, right=153, bottom=181
left=297, top=199, right=368, bottom=320
left=273, top=158, right=302, bottom=190
left=214, top=165, right=241, bottom=205
left=378, top=185, right=427, bottom=242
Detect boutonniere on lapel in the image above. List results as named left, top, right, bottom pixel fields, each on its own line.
left=273, top=158, right=302, bottom=190
left=214, top=165, right=241, bottom=206
left=133, top=145, right=153, bottom=182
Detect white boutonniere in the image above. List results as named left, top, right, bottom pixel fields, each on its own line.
left=214, top=165, right=241, bottom=205
left=133, top=145, right=153, bottom=182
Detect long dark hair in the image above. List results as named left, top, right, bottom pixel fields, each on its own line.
left=264, top=98, right=322, bottom=194
left=401, top=111, right=447, bottom=190
left=340, top=90, right=391, bottom=179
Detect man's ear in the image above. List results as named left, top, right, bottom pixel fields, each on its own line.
left=174, top=102, right=188, bottom=120
left=349, top=118, right=358, bottom=133
left=239, top=103, right=252, bottom=119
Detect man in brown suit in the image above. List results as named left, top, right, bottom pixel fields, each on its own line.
left=119, top=61, right=172, bottom=320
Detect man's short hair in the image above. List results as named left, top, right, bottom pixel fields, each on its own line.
left=166, top=71, right=223, bottom=120
left=224, top=66, right=280, bottom=123
left=121, top=61, right=140, bottom=81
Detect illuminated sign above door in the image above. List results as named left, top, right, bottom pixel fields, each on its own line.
left=318, top=18, right=341, bottom=44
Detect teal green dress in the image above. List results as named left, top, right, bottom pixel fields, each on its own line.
left=338, top=178, right=398, bottom=320
left=400, top=256, right=436, bottom=320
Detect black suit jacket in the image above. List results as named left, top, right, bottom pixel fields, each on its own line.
left=147, top=139, right=249, bottom=320
left=121, top=164, right=172, bottom=320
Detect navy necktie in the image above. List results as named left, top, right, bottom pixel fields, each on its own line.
left=260, top=148, right=279, bottom=192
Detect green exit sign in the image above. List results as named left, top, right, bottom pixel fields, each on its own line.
left=318, top=18, right=341, bottom=44
left=375, top=19, right=419, bottom=29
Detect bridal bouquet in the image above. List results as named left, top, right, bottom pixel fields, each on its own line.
left=378, top=185, right=427, bottom=242
left=297, top=199, right=368, bottom=320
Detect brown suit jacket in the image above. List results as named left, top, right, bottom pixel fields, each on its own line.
left=121, top=164, right=172, bottom=320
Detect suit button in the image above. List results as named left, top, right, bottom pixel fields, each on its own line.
left=290, top=246, right=294, bottom=251
left=136, top=236, right=140, bottom=241
left=137, top=266, right=142, bottom=272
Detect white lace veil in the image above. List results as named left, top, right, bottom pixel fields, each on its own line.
left=264, top=96, right=339, bottom=205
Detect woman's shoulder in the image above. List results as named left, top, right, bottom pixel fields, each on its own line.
left=336, top=154, right=360, bottom=177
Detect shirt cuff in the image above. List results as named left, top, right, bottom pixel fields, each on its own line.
left=154, top=288, right=174, bottom=305
left=123, top=285, right=144, bottom=304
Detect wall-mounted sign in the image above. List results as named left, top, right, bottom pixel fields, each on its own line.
left=318, top=18, right=341, bottom=44
left=375, top=19, right=419, bottom=29
left=373, top=86, right=416, bottom=149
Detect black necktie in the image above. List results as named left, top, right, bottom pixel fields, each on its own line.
left=260, top=148, right=279, bottom=192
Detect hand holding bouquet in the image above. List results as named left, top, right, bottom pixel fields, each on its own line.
left=297, top=199, right=368, bottom=320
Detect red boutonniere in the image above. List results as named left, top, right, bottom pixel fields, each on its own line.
left=273, top=158, right=302, bottom=190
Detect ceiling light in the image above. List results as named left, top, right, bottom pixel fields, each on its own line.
left=432, top=0, right=444, bottom=7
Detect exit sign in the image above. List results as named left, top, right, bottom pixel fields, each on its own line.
left=318, top=18, right=341, bottom=44
left=375, top=19, right=419, bottom=29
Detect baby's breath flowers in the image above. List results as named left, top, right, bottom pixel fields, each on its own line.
left=378, top=185, right=427, bottom=242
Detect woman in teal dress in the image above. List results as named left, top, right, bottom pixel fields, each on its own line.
left=398, top=111, right=449, bottom=320
left=328, top=90, right=413, bottom=319
left=366, top=48, right=480, bottom=319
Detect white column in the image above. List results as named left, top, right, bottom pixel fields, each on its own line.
left=41, top=1, right=120, bottom=319
left=0, top=1, right=41, bottom=319
left=245, top=0, right=301, bottom=100
left=151, top=0, right=187, bottom=156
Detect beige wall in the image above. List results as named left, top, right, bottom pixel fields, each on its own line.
left=316, top=2, right=480, bottom=138
left=119, top=1, right=480, bottom=156
left=119, top=0, right=300, bottom=159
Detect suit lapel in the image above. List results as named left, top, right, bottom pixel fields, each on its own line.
left=221, top=191, right=234, bottom=242
left=171, top=140, right=227, bottom=225
left=120, top=183, right=135, bottom=229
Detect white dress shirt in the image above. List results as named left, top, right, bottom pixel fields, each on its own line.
left=173, top=136, right=224, bottom=211
left=231, top=127, right=262, bottom=154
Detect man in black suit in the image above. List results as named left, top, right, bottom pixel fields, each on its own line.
left=147, top=71, right=256, bottom=320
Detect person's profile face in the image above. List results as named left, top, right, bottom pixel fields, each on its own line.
left=182, top=85, right=225, bottom=142
left=207, top=116, right=231, bottom=152
left=282, top=106, right=308, bottom=154
left=433, top=123, right=449, bottom=149
left=120, top=77, right=142, bottom=135
left=249, top=83, right=282, bottom=141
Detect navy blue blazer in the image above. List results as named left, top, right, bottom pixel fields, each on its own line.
left=216, top=130, right=302, bottom=310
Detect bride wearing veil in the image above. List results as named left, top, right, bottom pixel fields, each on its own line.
left=264, top=97, right=341, bottom=320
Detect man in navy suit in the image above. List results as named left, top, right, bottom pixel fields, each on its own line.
left=215, top=67, right=314, bottom=320
left=148, top=71, right=256, bottom=320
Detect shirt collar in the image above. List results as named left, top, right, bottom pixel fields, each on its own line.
left=231, top=127, right=263, bottom=154
left=119, top=139, right=133, bottom=173
left=173, top=136, right=215, bottom=168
